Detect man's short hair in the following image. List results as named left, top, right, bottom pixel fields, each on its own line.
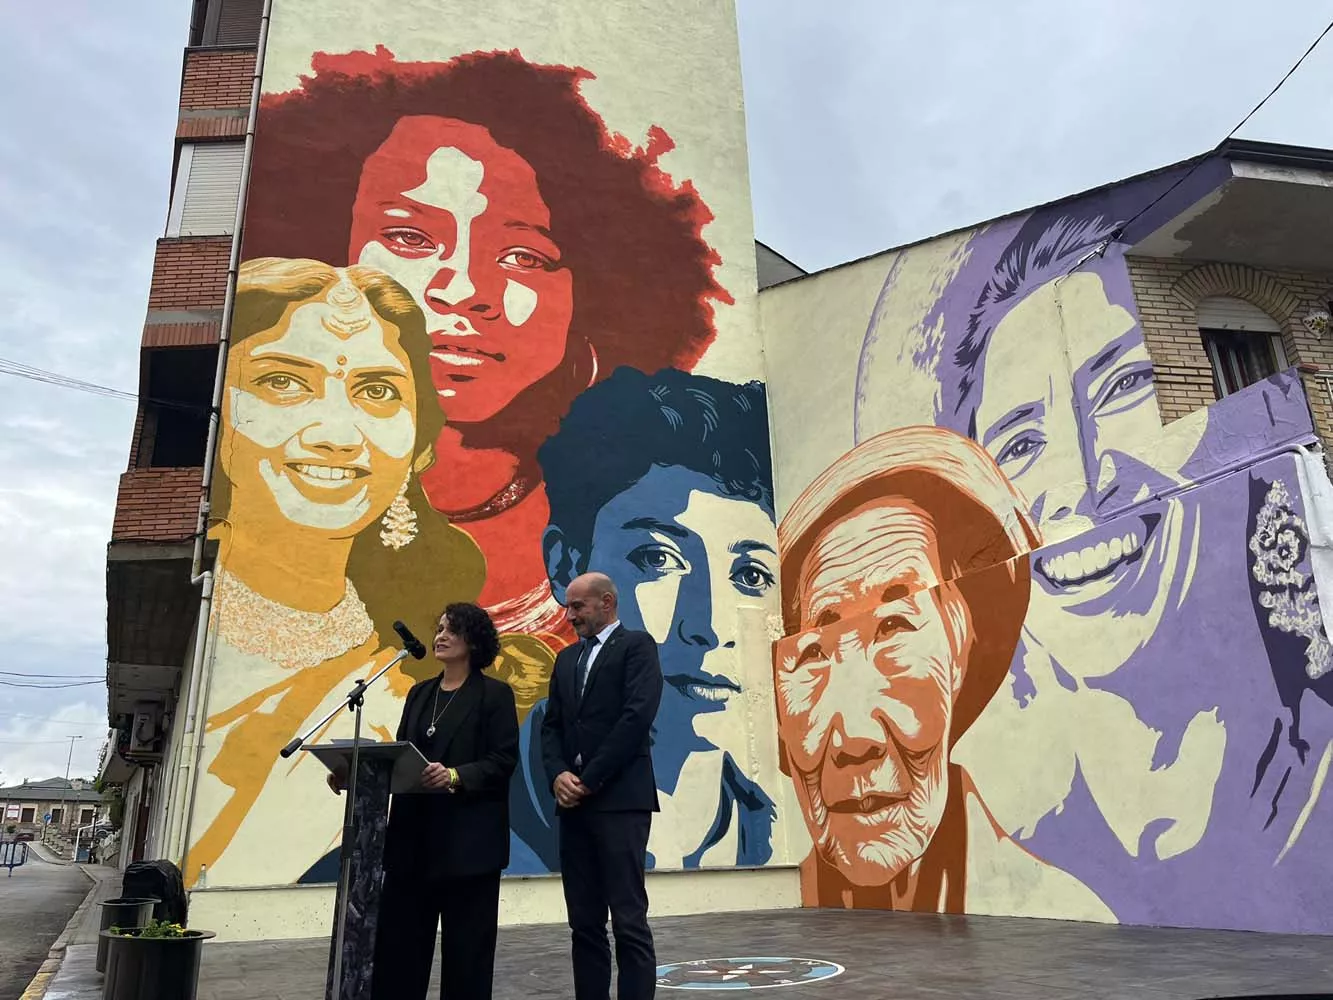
left=538, top=366, right=774, bottom=551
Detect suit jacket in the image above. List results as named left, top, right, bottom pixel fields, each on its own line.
left=540, top=625, right=663, bottom=813
left=383, top=670, right=518, bottom=880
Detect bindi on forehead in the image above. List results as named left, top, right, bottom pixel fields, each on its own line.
left=250, top=301, right=406, bottom=376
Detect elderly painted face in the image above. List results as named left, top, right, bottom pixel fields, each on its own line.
left=222, top=282, right=417, bottom=535
left=349, top=116, right=574, bottom=425
left=776, top=499, right=969, bottom=888
left=583, top=466, right=778, bottom=780
left=973, top=271, right=1205, bottom=678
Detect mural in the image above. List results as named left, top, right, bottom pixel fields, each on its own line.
left=183, top=1, right=790, bottom=893
left=765, top=169, right=1333, bottom=933
left=243, top=48, right=733, bottom=713
left=191, top=258, right=483, bottom=886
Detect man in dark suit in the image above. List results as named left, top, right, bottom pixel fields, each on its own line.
left=542, top=571, right=663, bottom=1000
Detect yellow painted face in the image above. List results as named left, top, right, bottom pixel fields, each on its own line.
left=220, top=289, right=419, bottom=540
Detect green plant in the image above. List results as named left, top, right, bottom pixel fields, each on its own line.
left=110, top=919, right=187, bottom=939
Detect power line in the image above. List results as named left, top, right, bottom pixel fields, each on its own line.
left=1074, top=15, right=1333, bottom=272
left=0, top=738, right=95, bottom=745
left=0, top=714, right=105, bottom=727
left=0, top=674, right=103, bottom=682
left=0, top=680, right=105, bottom=689
left=0, top=356, right=210, bottom=414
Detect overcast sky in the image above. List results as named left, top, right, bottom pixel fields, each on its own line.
left=1, top=0, right=1330, bottom=784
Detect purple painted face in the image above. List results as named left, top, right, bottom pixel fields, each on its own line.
left=971, top=271, right=1206, bottom=679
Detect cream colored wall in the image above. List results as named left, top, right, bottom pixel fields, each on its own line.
left=188, top=866, right=801, bottom=941
left=758, top=254, right=898, bottom=519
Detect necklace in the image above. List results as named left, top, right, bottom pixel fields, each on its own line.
left=446, top=474, right=536, bottom=522
left=426, top=679, right=463, bottom=738
left=213, top=568, right=373, bottom=670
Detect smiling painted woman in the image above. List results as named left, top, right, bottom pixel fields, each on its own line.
left=184, top=258, right=483, bottom=890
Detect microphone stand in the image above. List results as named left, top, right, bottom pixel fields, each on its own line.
left=280, top=644, right=414, bottom=1000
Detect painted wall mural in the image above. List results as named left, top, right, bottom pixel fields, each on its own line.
left=763, top=169, right=1333, bottom=933
left=184, top=0, right=795, bottom=891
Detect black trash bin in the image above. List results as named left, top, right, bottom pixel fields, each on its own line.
left=100, top=927, right=215, bottom=1000
left=121, top=860, right=187, bottom=926
left=95, top=897, right=159, bottom=973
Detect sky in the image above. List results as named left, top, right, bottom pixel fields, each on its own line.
left=0, top=0, right=1330, bottom=783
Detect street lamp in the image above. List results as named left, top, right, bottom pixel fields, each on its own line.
left=59, top=736, right=83, bottom=833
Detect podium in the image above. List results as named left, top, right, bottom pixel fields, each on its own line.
left=306, top=740, right=429, bottom=1000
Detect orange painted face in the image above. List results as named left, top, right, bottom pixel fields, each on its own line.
left=349, top=116, right=574, bottom=425
left=775, top=499, right=970, bottom=888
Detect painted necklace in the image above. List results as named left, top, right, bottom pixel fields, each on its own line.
left=426, top=680, right=463, bottom=738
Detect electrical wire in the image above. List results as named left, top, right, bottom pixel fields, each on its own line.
left=0, top=680, right=105, bottom=689
left=0, top=674, right=103, bottom=682
left=0, top=714, right=105, bottom=727
left=1072, top=14, right=1333, bottom=273
left=0, top=356, right=211, bottom=414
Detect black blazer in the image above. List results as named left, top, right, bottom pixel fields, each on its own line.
left=383, top=670, right=518, bottom=880
left=540, top=625, right=663, bottom=813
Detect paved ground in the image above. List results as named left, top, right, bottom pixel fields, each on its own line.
left=189, top=909, right=1333, bottom=999
left=38, top=906, right=1333, bottom=998
left=0, top=849, right=88, bottom=1000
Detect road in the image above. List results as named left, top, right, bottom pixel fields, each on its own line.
left=0, top=848, right=87, bottom=1000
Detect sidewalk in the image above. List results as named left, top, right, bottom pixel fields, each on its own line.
left=23, top=904, right=1333, bottom=999
left=19, top=862, right=120, bottom=1000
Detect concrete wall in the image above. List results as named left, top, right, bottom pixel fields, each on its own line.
left=177, top=0, right=804, bottom=935
left=761, top=167, right=1333, bottom=933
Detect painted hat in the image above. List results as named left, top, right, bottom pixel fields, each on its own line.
left=778, top=424, right=1040, bottom=743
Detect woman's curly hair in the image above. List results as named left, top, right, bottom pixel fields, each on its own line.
left=441, top=602, right=501, bottom=673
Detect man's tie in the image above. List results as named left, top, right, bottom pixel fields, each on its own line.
left=575, top=634, right=601, bottom=698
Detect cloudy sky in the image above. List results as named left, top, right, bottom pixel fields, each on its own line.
left=0, top=0, right=1330, bottom=783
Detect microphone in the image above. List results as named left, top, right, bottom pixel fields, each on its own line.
left=393, top=621, right=428, bottom=660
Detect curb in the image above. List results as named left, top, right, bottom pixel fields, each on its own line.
left=17, top=863, right=98, bottom=1000
left=28, top=841, right=73, bottom=866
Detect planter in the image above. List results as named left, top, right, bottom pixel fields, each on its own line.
left=95, top=898, right=160, bottom=973
left=100, top=928, right=215, bottom=1000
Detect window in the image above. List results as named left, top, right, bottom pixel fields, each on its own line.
left=1198, top=296, right=1289, bottom=399
left=79, top=808, right=95, bottom=826
left=49, top=808, right=63, bottom=825
left=20, top=807, right=34, bottom=823
left=139, top=346, right=219, bottom=468
left=166, top=143, right=245, bottom=238
left=194, top=0, right=263, bottom=46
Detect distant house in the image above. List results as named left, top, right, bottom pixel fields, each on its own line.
left=1, top=778, right=105, bottom=832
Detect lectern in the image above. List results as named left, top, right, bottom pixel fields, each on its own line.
left=306, top=741, right=429, bottom=1000
left=279, top=620, right=429, bottom=1000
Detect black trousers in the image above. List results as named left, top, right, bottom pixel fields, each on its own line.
left=371, top=867, right=501, bottom=1000
left=559, top=809, right=656, bottom=1000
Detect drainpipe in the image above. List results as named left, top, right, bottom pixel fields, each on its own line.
left=167, top=0, right=274, bottom=875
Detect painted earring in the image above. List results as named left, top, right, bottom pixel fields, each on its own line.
left=380, top=479, right=418, bottom=550
left=586, top=340, right=600, bottom=388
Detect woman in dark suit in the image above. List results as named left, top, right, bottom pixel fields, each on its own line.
left=372, top=602, right=519, bottom=1000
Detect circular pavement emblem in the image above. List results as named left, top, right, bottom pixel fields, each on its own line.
left=655, top=956, right=845, bottom=990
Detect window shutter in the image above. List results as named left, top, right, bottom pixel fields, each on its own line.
left=178, top=143, right=245, bottom=237
left=1196, top=296, right=1281, bottom=333
left=213, top=0, right=262, bottom=45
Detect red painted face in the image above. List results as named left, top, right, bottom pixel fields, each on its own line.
left=349, top=116, right=574, bottom=425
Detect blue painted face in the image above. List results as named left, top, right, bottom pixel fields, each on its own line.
left=583, top=464, right=778, bottom=786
